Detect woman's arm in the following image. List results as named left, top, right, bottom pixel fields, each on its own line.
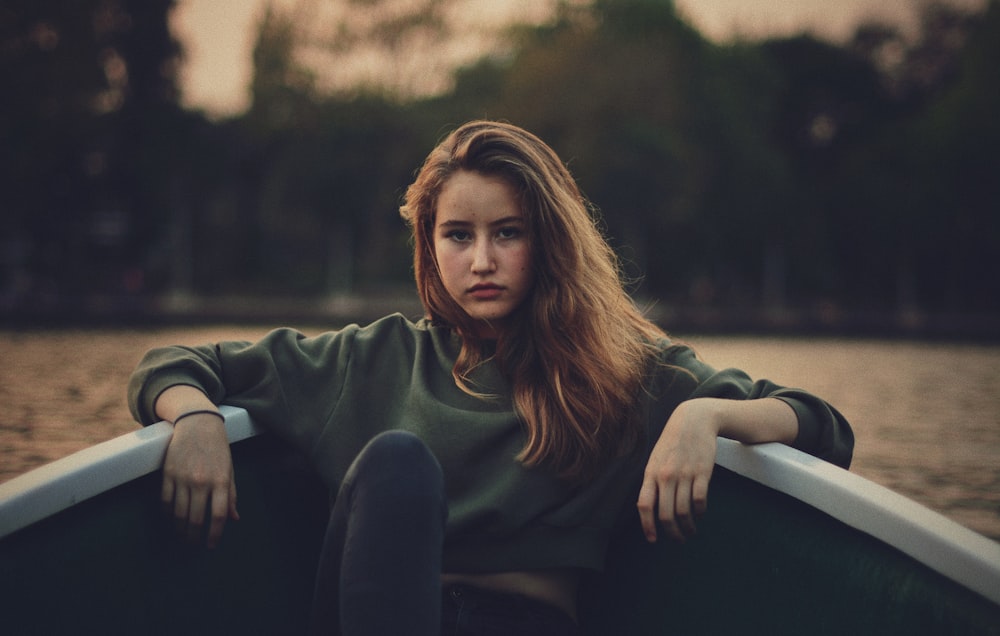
left=155, top=385, right=239, bottom=548
left=127, top=327, right=355, bottom=547
left=636, top=397, right=797, bottom=543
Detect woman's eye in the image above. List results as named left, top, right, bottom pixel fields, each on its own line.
left=498, top=227, right=522, bottom=239
left=446, top=230, right=471, bottom=242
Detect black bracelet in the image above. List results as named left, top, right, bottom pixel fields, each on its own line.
left=172, top=409, right=225, bottom=425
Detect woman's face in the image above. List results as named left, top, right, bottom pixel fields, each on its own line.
left=433, top=170, right=534, bottom=339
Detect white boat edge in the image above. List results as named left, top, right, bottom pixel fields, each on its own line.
left=715, top=438, right=1000, bottom=606
left=0, top=406, right=262, bottom=539
left=1, top=407, right=998, bottom=607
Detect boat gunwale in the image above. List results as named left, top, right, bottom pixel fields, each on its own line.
left=1, top=406, right=998, bottom=606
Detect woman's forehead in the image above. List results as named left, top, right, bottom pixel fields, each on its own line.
left=435, top=171, right=523, bottom=223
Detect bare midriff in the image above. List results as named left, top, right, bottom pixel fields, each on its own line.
left=440, top=568, right=581, bottom=620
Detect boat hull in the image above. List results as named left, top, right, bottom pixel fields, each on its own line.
left=1, top=434, right=327, bottom=634
left=2, top=425, right=999, bottom=634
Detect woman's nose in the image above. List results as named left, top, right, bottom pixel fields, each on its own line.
left=471, top=240, right=496, bottom=273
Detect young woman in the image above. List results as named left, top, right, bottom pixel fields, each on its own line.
left=128, top=121, right=853, bottom=635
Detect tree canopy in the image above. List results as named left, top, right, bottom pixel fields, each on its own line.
left=2, top=0, right=997, bottom=331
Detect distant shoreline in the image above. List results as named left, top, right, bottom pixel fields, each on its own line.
left=2, top=292, right=997, bottom=342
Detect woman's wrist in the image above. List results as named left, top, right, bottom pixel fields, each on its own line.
left=172, top=409, right=224, bottom=426
left=713, top=397, right=798, bottom=445
left=154, top=384, right=218, bottom=424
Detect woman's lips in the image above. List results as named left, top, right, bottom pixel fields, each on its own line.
left=468, top=284, right=503, bottom=299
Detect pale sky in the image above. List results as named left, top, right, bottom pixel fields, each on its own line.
left=170, top=0, right=986, bottom=119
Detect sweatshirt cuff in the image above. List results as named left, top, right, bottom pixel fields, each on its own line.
left=133, top=372, right=211, bottom=426
left=774, top=395, right=821, bottom=453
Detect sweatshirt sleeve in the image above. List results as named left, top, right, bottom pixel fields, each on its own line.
left=650, top=342, right=854, bottom=469
left=127, top=326, right=359, bottom=452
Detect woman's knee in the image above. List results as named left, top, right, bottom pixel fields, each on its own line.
left=349, top=430, right=443, bottom=495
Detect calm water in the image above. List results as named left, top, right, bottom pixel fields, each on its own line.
left=2, top=326, right=999, bottom=541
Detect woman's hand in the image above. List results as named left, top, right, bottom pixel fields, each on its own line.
left=637, top=399, right=720, bottom=543
left=636, top=397, right=798, bottom=543
left=162, top=414, right=239, bottom=548
left=155, top=386, right=239, bottom=548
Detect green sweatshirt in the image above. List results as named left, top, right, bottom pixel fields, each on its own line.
left=128, top=313, right=853, bottom=573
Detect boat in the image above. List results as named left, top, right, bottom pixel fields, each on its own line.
left=2, top=406, right=999, bottom=635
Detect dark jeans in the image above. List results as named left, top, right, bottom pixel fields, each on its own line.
left=307, top=430, right=580, bottom=636
left=442, top=584, right=581, bottom=636
left=309, top=430, right=446, bottom=635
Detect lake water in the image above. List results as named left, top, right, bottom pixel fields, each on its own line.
left=2, top=325, right=998, bottom=542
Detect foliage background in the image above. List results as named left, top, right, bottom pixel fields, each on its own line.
left=2, top=0, right=997, bottom=335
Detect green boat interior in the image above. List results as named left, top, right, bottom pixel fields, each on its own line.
left=3, top=434, right=998, bottom=635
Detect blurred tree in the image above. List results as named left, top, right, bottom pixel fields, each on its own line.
left=2, top=0, right=109, bottom=308
left=0, top=0, right=183, bottom=311
left=4, top=0, right=994, bottom=327
left=198, top=2, right=429, bottom=296
left=835, top=0, right=998, bottom=314
left=108, top=0, right=188, bottom=295
left=760, top=35, right=892, bottom=309
left=247, top=2, right=320, bottom=130
left=445, top=0, right=795, bottom=308
left=902, top=0, right=998, bottom=313
left=314, top=0, right=450, bottom=97
left=247, top=0, right=535, bottom=100
left=931, top=0, right=1000, bottom=312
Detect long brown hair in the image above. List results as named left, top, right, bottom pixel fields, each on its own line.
left=400, top=121, right=666, bottom=479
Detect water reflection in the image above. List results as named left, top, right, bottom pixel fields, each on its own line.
left=685, top=335, right=1000, bottom=540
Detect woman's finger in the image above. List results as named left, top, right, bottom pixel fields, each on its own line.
left=186, top=487, right=209, bottom=544
left=228, top=477, right=240, bottom=522
left=172, top=485, right=190, bottom=535
left=692, top=473, right=710, bottom=517
left=206, top=483, right=232, bottom=549
left=636, top=480, right=659, bottom=542
left=657, top=478, right=684, bottom=542
left=160, top=475, right=175, bottom=513
left=673, top=478, right=697, bottom=539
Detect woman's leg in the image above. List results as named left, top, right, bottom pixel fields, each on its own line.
left=309, top=430, right=447, bottom=636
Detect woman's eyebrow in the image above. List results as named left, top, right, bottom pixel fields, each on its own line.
left=492, top=216, right=525, bottom=225
left=435, top=219, right=471, bottom=229
left=436, top=216, right=524, bottom=228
